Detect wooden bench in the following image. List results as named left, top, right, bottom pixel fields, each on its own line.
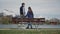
left=12, top=18, right=45, bottom=24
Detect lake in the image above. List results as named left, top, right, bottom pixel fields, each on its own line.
left=0, top=24, right=60, bottom=29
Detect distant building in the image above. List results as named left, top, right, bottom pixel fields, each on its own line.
left=0, top=13, right=4, bottom=24
left=49, top=18, right=59, bottom=25
left=0, top=13, right=3, bottom=17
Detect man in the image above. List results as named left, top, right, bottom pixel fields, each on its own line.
left=20, top=3, right=25, bottom=18
left=19, top=3, right=25, bottom=29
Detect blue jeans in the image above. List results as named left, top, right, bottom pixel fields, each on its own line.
left=27, top=22, right=32, bottom=29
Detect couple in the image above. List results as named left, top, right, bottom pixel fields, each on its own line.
left=20, top=3, right=34, bottom=29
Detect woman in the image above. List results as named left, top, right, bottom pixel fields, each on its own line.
left=25, top=7, right=34, bottom=29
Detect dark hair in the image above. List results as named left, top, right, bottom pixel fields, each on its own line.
left=28, top=7, right=33, bottom=15
left=22, top=3, right=25, bottom=5
left=28, top=7, right=32, bottom=12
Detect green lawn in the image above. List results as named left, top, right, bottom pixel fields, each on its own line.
left=0, top=29, right=60, bottom=34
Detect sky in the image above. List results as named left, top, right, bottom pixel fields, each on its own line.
left=0, top=0, right=60, bottom=19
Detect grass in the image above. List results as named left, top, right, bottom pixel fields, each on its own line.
left=0, top=29, right=60, bottom=34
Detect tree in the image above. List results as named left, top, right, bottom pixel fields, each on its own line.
left=2, top=16, right=12, bottom=24
left=45, top=20, right=50, bottom=24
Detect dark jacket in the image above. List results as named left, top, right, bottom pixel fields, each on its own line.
left=26, top=11, right=34, bottom=18
left=20, top=6, right=24, bottom=15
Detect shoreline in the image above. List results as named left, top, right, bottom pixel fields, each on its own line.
left=0, top=28, right=60, bottom=30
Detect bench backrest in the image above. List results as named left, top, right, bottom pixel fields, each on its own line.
left=12, top=18, right=45, bottom=24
